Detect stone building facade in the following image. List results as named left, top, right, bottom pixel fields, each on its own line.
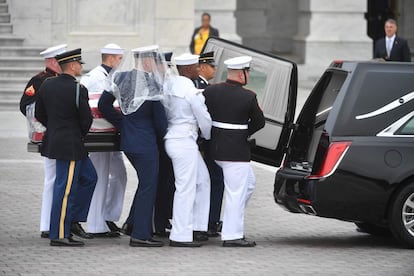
left=9, top=1, right=413, bottom=71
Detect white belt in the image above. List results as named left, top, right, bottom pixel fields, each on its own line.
left=169, top=123, right=198, bottom=132
left=212, top=121, right=248, bottom=130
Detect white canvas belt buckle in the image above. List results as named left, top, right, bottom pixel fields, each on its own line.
left=212, top=121, right=248, bottom=130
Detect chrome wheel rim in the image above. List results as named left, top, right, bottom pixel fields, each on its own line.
left=402, top=192, right=414, bottom=237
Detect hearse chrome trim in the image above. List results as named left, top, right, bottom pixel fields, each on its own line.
left=377, top=111, right=414, bottom=137
left=316, top=107, right=333, bottom=117
left=356, top=91, right=414, bottom=120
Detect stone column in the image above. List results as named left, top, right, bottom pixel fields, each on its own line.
left=235, top=0, right=298, bottom=54
left=195, top=0, right=240, bottom=43
left=294, top=0, right=371, bottom=81
left=398, top=0, right=414, bottom=58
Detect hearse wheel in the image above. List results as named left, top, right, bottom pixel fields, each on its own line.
left=389, top=184, right=414, bottom=249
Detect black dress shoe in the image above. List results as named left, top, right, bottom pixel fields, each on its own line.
left=50, top=237, right=85, bottom=247
left=206, top=229, right=220, bottom=237
left=222, top=238, right=256, bottom=247
left=40, top=231, right=49, bottom=239
left=169, top=240, right=201, bottom=247
left=90, top=231, right=120, bottom=238
left=71, top=222, right=94, bottom=239
left=120, top=222, right=132, bottom=236
left=207, top=221, right=222, bottom=237
left=130, top=238, right=164, bottom=247
left=106, top=221, right=121, bottom=232
left=193, top=231, right=209, bottom=242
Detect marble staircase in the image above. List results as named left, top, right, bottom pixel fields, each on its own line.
left=0, top=0, right=44, bottom=111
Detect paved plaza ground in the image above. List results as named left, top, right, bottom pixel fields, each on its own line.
left=1, top=101, right=413, bottom=275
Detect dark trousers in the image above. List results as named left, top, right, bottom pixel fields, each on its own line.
left=125, top=151, right=159, bottom=240
left=49, top=157, right=97, bottom=240
left=154, top=146, right=175, bottom=232
left=202, top=141, right=224, bottom=227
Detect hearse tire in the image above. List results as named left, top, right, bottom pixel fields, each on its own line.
left=388, top=183, right=414, bottom=249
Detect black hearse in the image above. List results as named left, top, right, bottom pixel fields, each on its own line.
left=203, top=38, right=414, bottom=248
left=29, top=37, right=414, bottom=248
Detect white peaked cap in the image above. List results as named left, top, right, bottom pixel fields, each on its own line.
left=40, top=44, right=67, bottom=59
left=131, top=45, right=159, bottom=53
left=174, top=53, right=199, bottom=66
left=101, top=43, right=124, bottom=55
left=224, top=56, right=252, bottom=69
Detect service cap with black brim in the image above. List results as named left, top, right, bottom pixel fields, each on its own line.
left=199, top=51, right=216, bottom=66
left=55, top=48, right=85, bottom=65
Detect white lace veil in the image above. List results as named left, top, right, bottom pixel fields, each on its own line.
left=107, top=45, right=167, bottom=115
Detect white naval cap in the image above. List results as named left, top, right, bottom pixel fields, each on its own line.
left=40, top=44, right=67, bottom=59
left=174, top=53, right=199, bottom=66
left=224, top=56, right=252, bottom=70
left=101, top=43, right=124, bottom=55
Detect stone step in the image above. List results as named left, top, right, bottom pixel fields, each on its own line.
left=0, top=23, right=12, bottom=33
left=0, top=46, right=44, bottom=57
left=0, top=4, right=8, bottom=13
left=0, top=77, right=29, bottom=89
left=0, top=56, right=43, bottom=67
left=0, top=100, right=19, bottom=111
left=0, top=87, right=23, bottom=111
left=0, top=67, right=42, bottom=78
left=0, top=35, right=24, bottom=46
left=0, top=86, right=23, bottom=97
left=0, top=13, right=10, bottom=23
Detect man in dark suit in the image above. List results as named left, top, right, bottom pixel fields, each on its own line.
left=35, top=48, right=97, bottom=246
left=374, top=19, right=411, bottom=62
left=190, top=13, right=219, bottom=55
left=204, top=56, right=265, bottom=247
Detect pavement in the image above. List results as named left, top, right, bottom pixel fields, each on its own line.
left=1, top=87, right=414, bottom=275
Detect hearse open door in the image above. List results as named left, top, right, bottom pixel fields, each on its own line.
left=202, top=38, right=298, bottom=166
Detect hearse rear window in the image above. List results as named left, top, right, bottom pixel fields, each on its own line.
left=314, top=71, right=347, bottom=124
left=396, top=116, right=414, bottom=135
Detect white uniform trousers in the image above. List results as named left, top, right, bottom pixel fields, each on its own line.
left=40, top=157, right=56, bottom=232
left=87, top=151, right=127, bottom=233
left=216, top=161, right=256, bottom=241
left=166, top=137, right=211, bottom=242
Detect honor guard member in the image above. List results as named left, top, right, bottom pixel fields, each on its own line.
left=98, top=45, right=168, bottom=247
left=35, top=48, right=98, bottom=246
left=195, top=51, right=225, bottom=237
left=194, top=51, right=216, bottom=89
left=204, top=56, right=265, bottom=247
left=81, top=43, right=127, bottom=237
left=153, top=51, right=175, bottom=237
left=19, top=44, right=67, bottom=239
left=164, top=53, right=212, bottom=247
